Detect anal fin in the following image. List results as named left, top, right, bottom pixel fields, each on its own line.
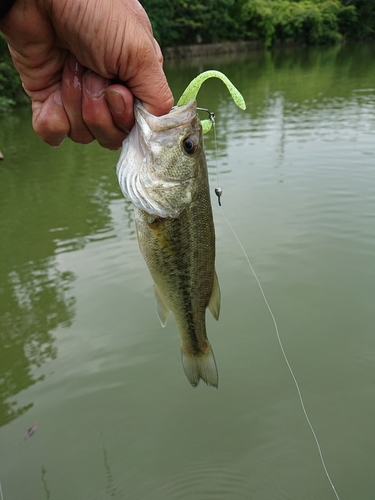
left=208, top=271, right=221, bottom=320
left=154, top=286, right=170, bottom=327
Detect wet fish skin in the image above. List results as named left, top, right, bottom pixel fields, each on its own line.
left=118, top=99, right=203, bottom=219
left=117, top=99, right=220, bottom=387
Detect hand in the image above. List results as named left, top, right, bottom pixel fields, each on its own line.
left=0, top=0, right=173, bottom=149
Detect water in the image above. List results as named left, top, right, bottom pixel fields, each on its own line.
left=1, top=42, right=375, bottom=499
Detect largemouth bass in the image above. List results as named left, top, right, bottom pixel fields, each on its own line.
left=117, top=99, right=220, bottom=388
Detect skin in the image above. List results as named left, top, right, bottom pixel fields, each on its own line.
left=0, top=0, right=174, bottom=150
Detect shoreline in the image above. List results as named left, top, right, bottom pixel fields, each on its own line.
left=162, top=41, right=265, bottom=60
left=162, top=38, right=356, bottom=60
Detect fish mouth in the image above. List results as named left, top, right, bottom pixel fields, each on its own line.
left=117, top=99, right=201, bottom=218
left=135, top=98, right=198, bottom=135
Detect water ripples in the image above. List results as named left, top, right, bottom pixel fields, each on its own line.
left=142, top=457, right=250, bottom=500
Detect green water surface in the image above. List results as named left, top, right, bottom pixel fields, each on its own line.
left=0, top=43, right=374, bottom=499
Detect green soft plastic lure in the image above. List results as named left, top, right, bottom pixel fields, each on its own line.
left=176, top=70, right=246, bottom=133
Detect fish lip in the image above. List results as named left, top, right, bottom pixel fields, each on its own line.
left=134, top=99, right=200, bottom=188
left=134, top=98, right=198, bottom=134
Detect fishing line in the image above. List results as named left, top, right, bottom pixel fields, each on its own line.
left=212, top=115, right=220, bottom=190
left=0, top=478, right=4, bottom=500
left=210, top=121, right=341, bottom=500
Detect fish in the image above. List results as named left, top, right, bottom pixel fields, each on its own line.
left=117, top=99, right=220, bottom=388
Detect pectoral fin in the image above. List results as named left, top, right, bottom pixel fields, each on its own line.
left=154, top=286, right=170, bottom=327
left=208, top=272, right=221, bottom=320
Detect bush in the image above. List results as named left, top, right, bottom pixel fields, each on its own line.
left=141, top=0, right=359, bottom=48
left=241, top=0, right=356, bottom=46
left=0, top=35, right=27, bottom=113
left=340, top=0, right=375, bottom=39
left=0, top=0, right=371, bottom=111
left=141, top=0, right=245, bottom=47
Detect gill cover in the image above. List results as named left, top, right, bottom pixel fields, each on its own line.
left=117, top=98, right=202, bottom=218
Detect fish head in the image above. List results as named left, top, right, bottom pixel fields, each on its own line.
left=117, top=99, right=205, bottom=218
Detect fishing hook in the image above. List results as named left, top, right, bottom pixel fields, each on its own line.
left=197, top=108, right=223, bottom=206
left=196, top=107, right=215, bottom=125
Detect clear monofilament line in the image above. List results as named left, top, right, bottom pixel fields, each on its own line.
left=219, top=210, right=341, bottom=500
left=213, top=122, right=220, bottom=188
left=211, top=125, right=340, bottom=500
left=212, top=122, right=223, bottom=206
left=0, top=478, right=4, bottom=500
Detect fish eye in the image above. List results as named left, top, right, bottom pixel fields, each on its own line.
left=182, top=137, right=197, bottom=155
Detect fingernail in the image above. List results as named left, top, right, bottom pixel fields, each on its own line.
left=68, top=54, right=81, bottom=73
left=105, top=89, right=126, bottom=115
left=84, top=71, right=108, bottom=98
left=54, top=89, right=63, bottom=107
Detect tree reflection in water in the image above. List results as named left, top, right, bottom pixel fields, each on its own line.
left=0, top=261, right=75, bottom=426
left=0, top=109, right=122, bottom=428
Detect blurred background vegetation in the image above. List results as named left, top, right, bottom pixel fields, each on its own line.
left=1, top=0, right=375, bottom=112
left=141, top=0, right=374, bottom=47
left=0, top=34, right=27, bottom=113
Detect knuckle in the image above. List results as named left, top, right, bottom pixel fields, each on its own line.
left=33, top=120, right=68, bottom=147
left=68, top=131, right=95, bottom=144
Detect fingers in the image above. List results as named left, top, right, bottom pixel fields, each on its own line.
left=61, top=56, right=132, bottom=149
left=104, top=84, right=134, bottom=134
left=31, top=88, right=70, bottom=147
left=61, top=54, right=94, bottom=144
left=139, top=41, right=174, bottom=117
left=82, top=72, right=134, bottom=150
left=119, top=34, right=174, bottom=118
left=119, top=0, right=174, bottom=116
left=30, top=62, right=134, bottom=150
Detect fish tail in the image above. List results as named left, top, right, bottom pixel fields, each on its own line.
left=181, top=343, right=218, bottom=389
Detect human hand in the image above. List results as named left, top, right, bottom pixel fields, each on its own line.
left=0, top=0, right=173, bottom=149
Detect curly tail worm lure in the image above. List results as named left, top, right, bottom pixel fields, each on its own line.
left=177, top=70, right=246, bottom=134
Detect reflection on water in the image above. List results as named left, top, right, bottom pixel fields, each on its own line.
left=0, top=260, right=71, bottom=425
left=41, top=466, right=51, bottom=500
left=0, top=113, right=124, bottom=428
left=101, top=433, right=124, bottom=499
left=0, top=42, right=375, bottom=499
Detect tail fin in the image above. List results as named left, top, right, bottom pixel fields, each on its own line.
left=181, top=343, right=218, bottom=388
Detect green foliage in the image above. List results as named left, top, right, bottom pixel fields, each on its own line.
left=141, top=0, right=364, bottom=48
left=241, top=0, right=356, bottom=46
left=0, top=1, right=373, bottom=106
left=141, top=0, right=245, bottom=47
left=0, top=34, right=27, bottom=113
left=340, top=0, right=375, bottom=39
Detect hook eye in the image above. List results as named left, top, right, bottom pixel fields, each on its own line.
left=197, top=107, right=215, bottom=134
left=197, top=107, right=215, bottom=124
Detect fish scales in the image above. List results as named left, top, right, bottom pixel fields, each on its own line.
left=135, top=188, right=214, bottom=352
left=117, top=99, right=220, bottom=388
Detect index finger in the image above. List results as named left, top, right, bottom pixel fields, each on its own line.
left=120, top=37, right=174, bottom=117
